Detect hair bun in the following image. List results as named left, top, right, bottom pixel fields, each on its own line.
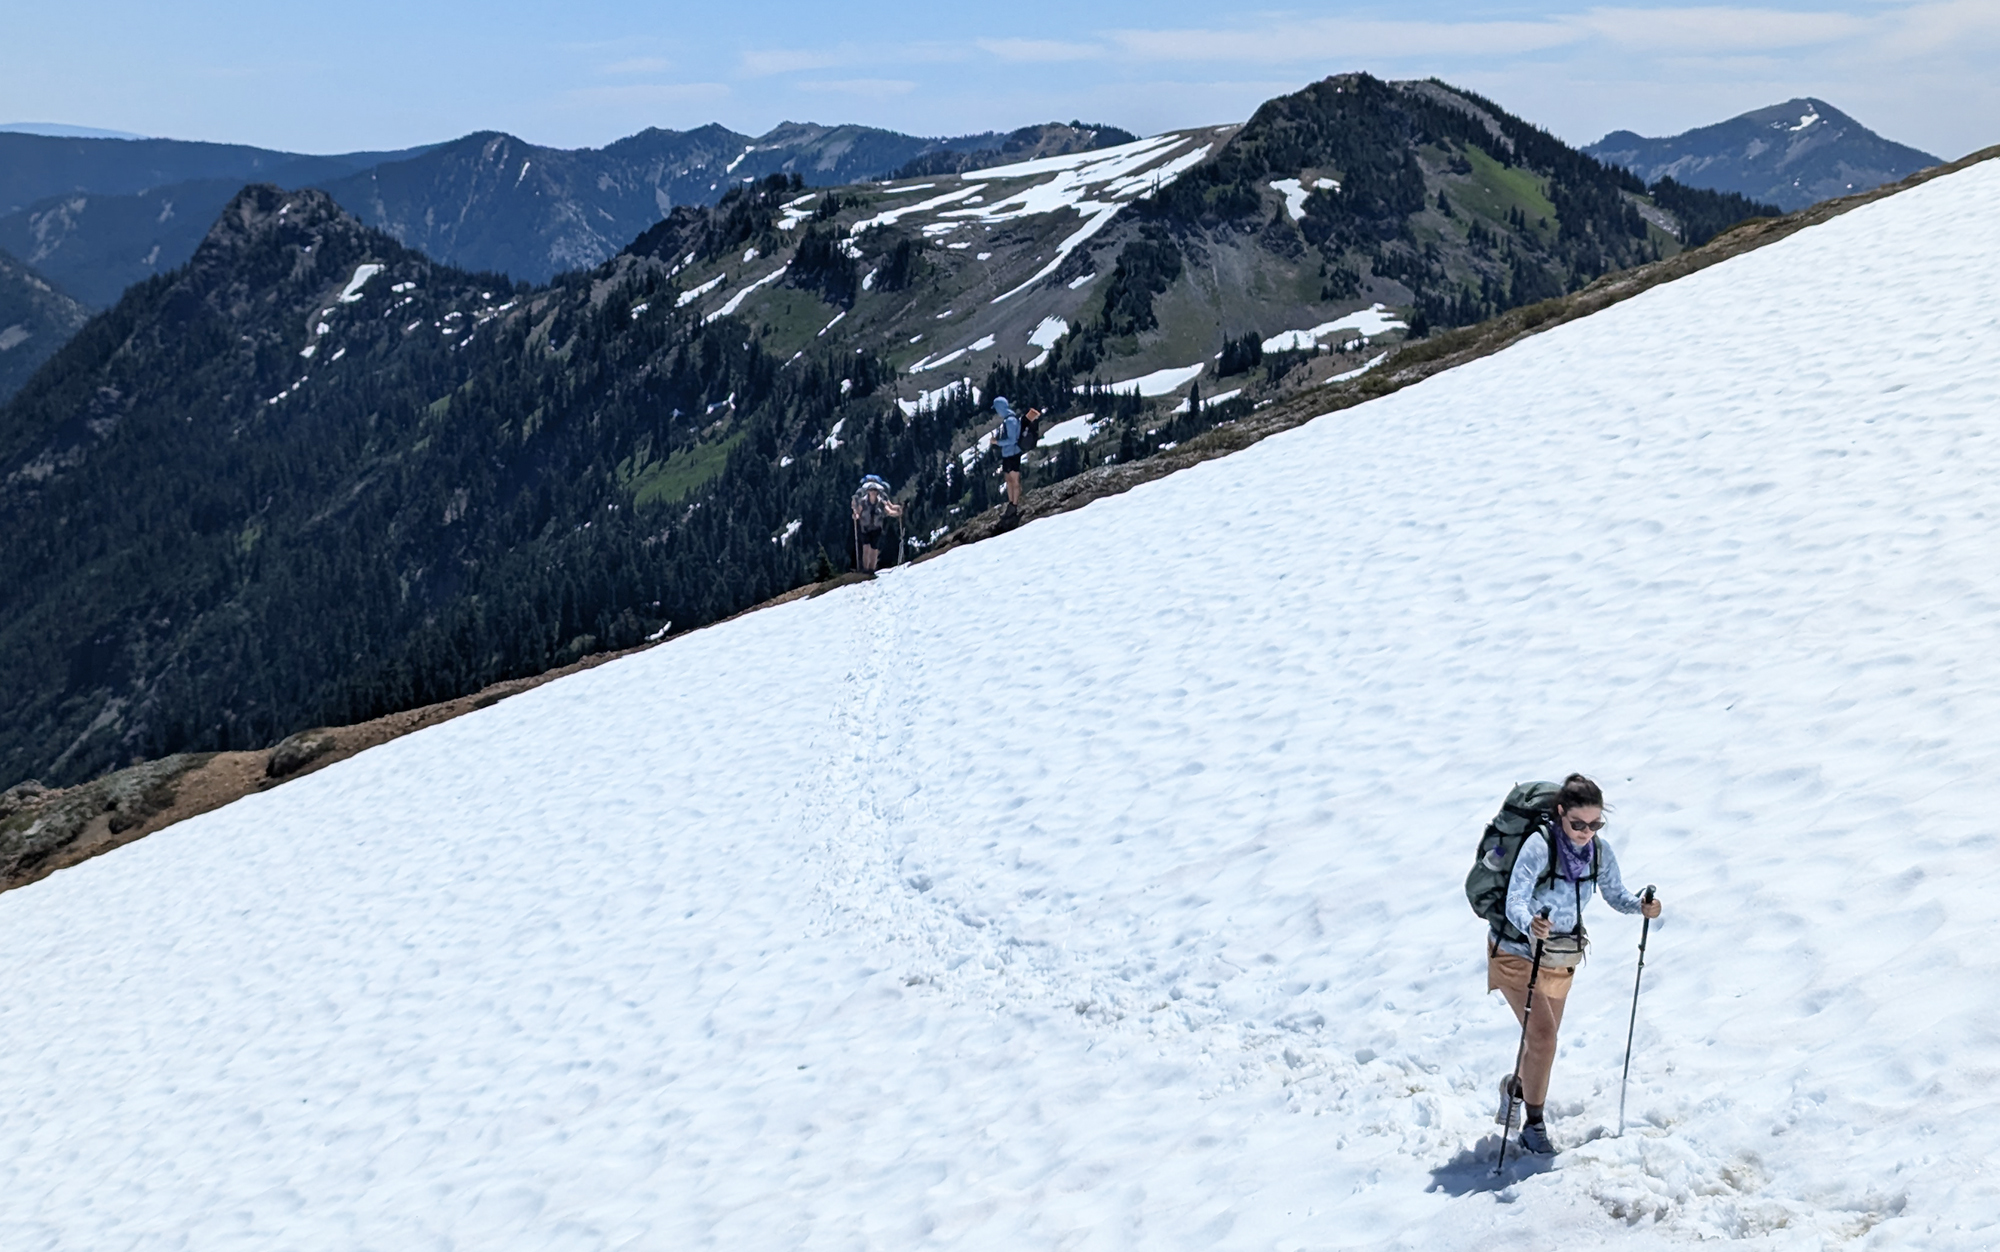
left=1558, top=773, right=1605, bottom=809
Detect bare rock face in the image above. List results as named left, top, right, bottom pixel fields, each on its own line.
left=1, top=754, right=202, bottom=888
left=265, top=730, right=338, bottom=779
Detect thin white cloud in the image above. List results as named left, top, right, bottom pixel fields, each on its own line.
left=1570, top=6, right=1869, bottom=52
left=977, top=5, right=1982, bottom=69
left=741, top=48, right=848, bottom=76
left=602, top=57, right=675, bottom=76
left=1106, top=18, right=1585, bottom=63
left=1873, top=0, right=2000, bottom=55
left=976, top=38, right=1105, bottom=63
left=796, top=78, right=919, bottom=100
left=743, top=43, right=971, bottom=77
left=565, top=82, right=732, bottom=107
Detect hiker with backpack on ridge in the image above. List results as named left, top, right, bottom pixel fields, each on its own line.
left=1467, top=773, right=1663, bottom=1157
left=850, top=474, right=903, bottom=575
left=990, top=397, right=1041, bottom=524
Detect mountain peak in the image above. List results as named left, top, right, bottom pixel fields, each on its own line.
left=200, top=185, right=351, bottom=257
left=1585, top=99, right=1938, bottom=209
left=173, top=185, right=412, bottom=323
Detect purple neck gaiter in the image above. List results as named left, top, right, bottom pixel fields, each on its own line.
left=1557, top=834, right=1595, bottom=882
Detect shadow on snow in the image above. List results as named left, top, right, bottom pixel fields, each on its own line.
left=1427, top=1133, right=1558, bottom=1197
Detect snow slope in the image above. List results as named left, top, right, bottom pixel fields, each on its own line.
left=5, top=159, right=2000, bottom=1248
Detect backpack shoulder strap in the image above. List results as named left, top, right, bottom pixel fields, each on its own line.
left=1535, top=819, right=1560, bottom=889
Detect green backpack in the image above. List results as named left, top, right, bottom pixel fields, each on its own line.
left=1465, top=780, right=1569, bottom=943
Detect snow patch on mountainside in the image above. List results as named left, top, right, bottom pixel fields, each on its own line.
left=849, top=185, right=986, bottom=235
left=896, top=376, right=979, bottom=417
left=1173, top=387, right=1242, bottom=412
left=1269, top=176, right=1341, bottom=220
left=704, top=266, right=787, bottom=323
left=1262, top=303, right=1407, bottom=353
left=1084, top=361, right=1205, bottom=397
left=1038, top=412, right=1098, bottom=445
left=846, top=130, right=1223, bottom=305
left=336, top=263, right=384, bottom=303
left=959, top=132, right=1184, bottom=180
left=675, top=273, right=725, bottom=308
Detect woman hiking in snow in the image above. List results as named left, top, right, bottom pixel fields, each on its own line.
left=1490, top=773, right=1662, bottom=1154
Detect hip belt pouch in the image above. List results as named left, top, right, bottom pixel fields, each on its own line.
left=1538, top=931, right=1589, bottom=968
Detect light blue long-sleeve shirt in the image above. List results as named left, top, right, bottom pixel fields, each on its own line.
left=1495, top=833, right=1650, bottom=959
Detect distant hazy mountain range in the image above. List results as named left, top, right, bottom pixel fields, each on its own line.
left=1585, top=98, right=1939, bottom=211
left=0, top=122, right=1129, bottom=308
left=0, top=123, right=149, bottom=140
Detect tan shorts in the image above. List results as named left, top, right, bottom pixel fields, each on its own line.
left=1487, top=951, right=1575, bottom=1001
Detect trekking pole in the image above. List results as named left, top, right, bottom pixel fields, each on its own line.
left=1615, top=886, right=1657, bottom=1137
left=850, top=516, right=860, bottom=573
left=1496, top=907, right=1552, bottom=1176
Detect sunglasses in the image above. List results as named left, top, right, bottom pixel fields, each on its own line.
left=1564, top=817, right=1606, bottom=834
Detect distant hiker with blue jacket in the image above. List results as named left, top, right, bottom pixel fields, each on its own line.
left=1471, top=773, right=1662, bottom=1155
left=990, top=396, right=1040, bottom=521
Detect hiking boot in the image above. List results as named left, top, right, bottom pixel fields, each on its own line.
left=1495, top=1075, right=1522, bottom=1129
left=1517, top=1122, right=1556, bottom=1155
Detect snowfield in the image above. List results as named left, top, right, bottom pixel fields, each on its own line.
left=1261, top=304, right=1408, bottom=354
left=845, top=130, right=1225, bottom=306
left=5, top=159, right=2000, bottom=1249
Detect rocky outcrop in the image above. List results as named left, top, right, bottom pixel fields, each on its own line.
left=0, top=753, right=205, bottom=889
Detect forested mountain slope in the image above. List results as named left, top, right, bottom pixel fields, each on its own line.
left=0, top=185, right=884, bottom=784
left=0, top=74, right=1779, bottom=788
left=0, top=246, right=88, bottom=399
left=656, top=74, right=1776, bottom=413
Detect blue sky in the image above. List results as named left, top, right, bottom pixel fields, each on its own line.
left=3, top=1, right=1994, bottom=159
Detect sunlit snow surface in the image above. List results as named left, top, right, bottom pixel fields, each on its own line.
left=845, top=132, right=1220, bottom=304
left=704, top=266, right=788, bottom=324
left=674, top=273, right=725, bottom=308
left=1084, top=361, right=1206, bottom=397
left=1262, top=303, right=1408, bottom=353
left=336, top=262, right=385, bottom=304
left=896, top=376, right=979, bottom=417
left=1038, top=412, right=1099, bottom=446
left=1173, top=387, right=1243, bottom=413
left=6, top=161, right=2000, bottom=1249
